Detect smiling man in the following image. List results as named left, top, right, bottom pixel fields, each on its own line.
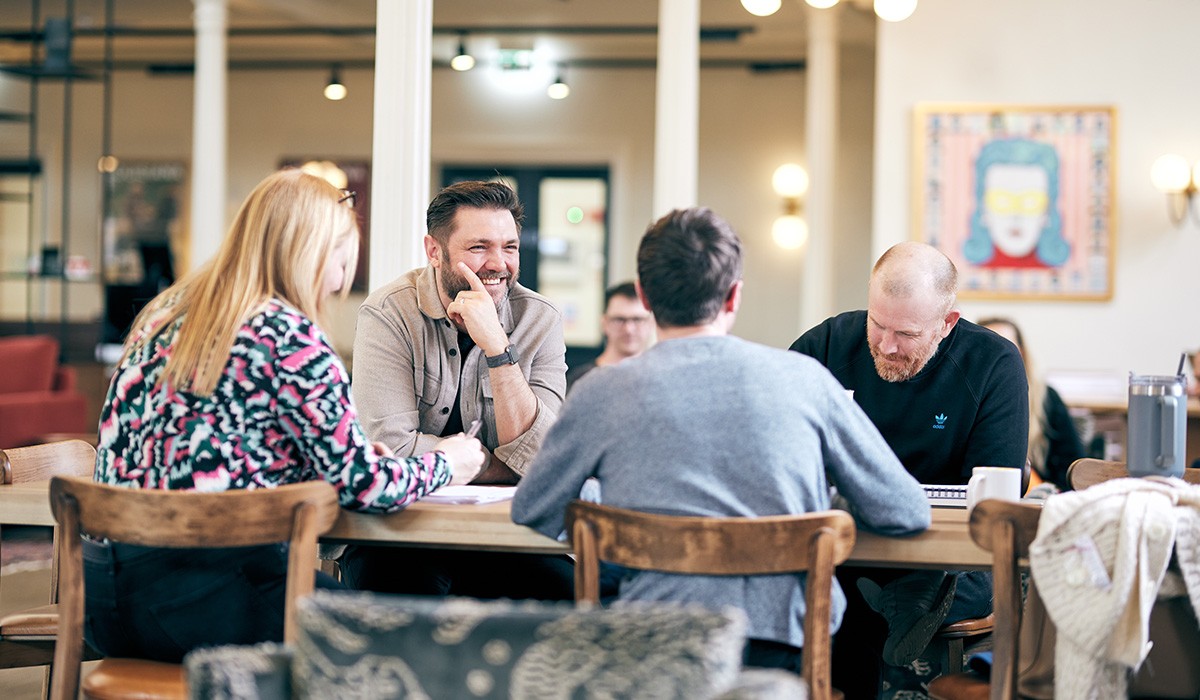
left=789, top=241, right=1028, bottom=698
left=345, top=180, right=571, bottom=599
left=353, top=180, right=566, bottom=485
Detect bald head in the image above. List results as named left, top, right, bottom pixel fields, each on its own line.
left=870, top=241, right=958, bottom=314
left=865, top=242, right=961, bottom=382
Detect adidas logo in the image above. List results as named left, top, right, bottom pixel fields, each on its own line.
left=932, top=413, right=947, bottom=430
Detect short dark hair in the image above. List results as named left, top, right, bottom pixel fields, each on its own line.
left=426, top=180, right=524, bottom=246
left=636, top=208, right=742, bottom=328
left=604, top=281, right=638, bottom=312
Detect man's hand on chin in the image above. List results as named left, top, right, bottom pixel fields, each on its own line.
left=448, top=262, right=509, bottom=354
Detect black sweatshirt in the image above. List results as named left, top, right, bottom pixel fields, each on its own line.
left=790, top=310, right=1029, bottom=485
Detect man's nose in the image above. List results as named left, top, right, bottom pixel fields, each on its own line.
left=483, top=249, right=505, bottom=270
left=879, top=333, right=900, bottom=355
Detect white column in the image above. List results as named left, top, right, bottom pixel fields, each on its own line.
left=652, top=0, right=699, bottom=217
left=369, top=0, right=431, bottom=290
left=189, top=0, right=226, bottom=269
left=801, top=5, right=839, bottom=331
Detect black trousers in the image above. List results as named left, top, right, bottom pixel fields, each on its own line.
left=831, top=566, right=993, bottom=699
left=340, top=545, right=576, bottom=601
left=744, top=638, right=804, bottom=675
left=83, top=538, right=341, bottom=663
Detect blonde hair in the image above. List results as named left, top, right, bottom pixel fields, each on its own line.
left=124, top=169, right=359, bottom=396
left=978, top=317, right=1048, bottom=474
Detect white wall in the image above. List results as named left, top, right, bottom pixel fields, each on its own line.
left=874, top=0, right=1200, bottom=378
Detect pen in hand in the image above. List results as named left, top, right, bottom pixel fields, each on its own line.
left=465, top=418, right=482, bottom=438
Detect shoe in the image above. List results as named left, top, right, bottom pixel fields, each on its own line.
left=858, top=571, right=958, bottom=667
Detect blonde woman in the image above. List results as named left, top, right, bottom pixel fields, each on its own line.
left=979, top=317, right=1083, bottom=490
left=87, top=169, right=484, bottom=662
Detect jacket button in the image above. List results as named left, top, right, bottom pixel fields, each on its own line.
left=449, top=348, right=457, bottom=357
left=441, top=407, right=450, bottom=415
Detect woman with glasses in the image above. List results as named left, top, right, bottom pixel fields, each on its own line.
left=87, top=169, right=484, bottom=662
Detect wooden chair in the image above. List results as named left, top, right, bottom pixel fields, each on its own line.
left=0, top=439, right=97, bottom=676
left=566, top=500, right=856, bottom=700
left=928, top=459, right=1030, bottom=675
left=1067, top=457, right=1200, bottom=490
left=926, top=499, right=1042, bottom=700
left=47, top=477, right=340, bottom=700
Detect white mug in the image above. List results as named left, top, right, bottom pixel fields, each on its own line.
left=966, top=466, right=1022, bottom=509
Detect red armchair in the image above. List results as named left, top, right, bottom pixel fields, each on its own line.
left=0, top=335, right=89, bottom=449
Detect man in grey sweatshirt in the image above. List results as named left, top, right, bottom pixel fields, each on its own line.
left=512, top=207, right=930, bottom=675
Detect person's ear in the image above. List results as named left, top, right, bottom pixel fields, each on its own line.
left=941, top=309, right=961, bottom=338
left=724, top=280, right=743, bottom=314
left=424, top=235, right=441, bottom=267
left=634, top=280, right=652, bottom=313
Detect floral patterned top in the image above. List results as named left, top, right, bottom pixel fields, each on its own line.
left=95, top=300, right=452, bottom=513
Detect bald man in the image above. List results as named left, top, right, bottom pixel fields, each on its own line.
left=790, top=241, right=1028, bottom=697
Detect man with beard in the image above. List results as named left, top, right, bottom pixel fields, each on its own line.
left=789, top=241, right=1028, bottom=698
left=345, top=180, right=570, bottom=599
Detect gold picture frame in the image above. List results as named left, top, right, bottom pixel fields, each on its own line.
left=912, top=103, right=1117, bottom=301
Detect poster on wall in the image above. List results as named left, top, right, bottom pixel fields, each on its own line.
left=912, top=104, right=1116, bottom=301
left=103, top=161, right=187, bottom=287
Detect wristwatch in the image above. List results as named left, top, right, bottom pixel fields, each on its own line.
left=485, top=344, right=520, bottom=368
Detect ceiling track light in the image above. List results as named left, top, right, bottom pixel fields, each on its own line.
left=323, top=65, right=346, bottom=100
left=450, top=33, right=475, bottom=71
left=547, top=64, right=570, bottom=99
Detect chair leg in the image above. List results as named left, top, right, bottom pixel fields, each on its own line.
left=945, top=638, right=964, bottom=674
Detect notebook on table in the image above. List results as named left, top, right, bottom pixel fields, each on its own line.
left=922, top=484, right=968, bottom=508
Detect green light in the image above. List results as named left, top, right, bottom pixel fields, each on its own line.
left=566, top=206, right=584, bottom=224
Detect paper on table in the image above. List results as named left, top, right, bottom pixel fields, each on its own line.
left=420, top=485, right=517, bottom=505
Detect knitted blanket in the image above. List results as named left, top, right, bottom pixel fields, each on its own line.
left=1028, top=477, right=1200, bottom=700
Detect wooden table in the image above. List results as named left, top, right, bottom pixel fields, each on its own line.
left=2, top=482, right=991, bottom=570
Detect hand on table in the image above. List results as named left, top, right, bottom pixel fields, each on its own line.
left=435, top=433, right=486, bottom=485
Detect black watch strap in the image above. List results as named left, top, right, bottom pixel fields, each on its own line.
left=485, top=344, right=520, bottom=368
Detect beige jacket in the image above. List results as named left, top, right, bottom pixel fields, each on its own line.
left=351, top=265, right=567, bottom=476
left=1028, top=476, right=1200, bottom=700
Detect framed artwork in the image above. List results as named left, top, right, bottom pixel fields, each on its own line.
left=102, top=161, right=187, bottom=286
left=280, top=158, right=371, bottom=292
left=912, top=104, right=1117, bottom=300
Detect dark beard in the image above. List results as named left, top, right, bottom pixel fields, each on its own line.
left=439, top=254, right=516, bottom=305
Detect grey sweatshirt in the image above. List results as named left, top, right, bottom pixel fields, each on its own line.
left=512, top=335, right=930, bottom=649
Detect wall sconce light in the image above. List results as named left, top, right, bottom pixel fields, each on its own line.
left=873, top=0, right=918, bottom=22
left=744, top=0, right=918, bottom=22
left=323, top=65, right=347, bottom=101
left=450, top=33, right=475, bottom=72
left=772, top=163, right=810, bottom=249
left=741, top=0, right=782, bottom=16
left=1151, top=154, right=1200, bottom=226
left=547, top=65, right=570, bottom=100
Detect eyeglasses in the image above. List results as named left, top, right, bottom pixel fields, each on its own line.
left=605, top=316, right=650, bottom=326
left=338, top=189, right=357, bottom=207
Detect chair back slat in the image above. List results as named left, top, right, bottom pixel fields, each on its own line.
left=565, top=501, right=856, bottom=575
left=1068, top=458, right=1200, bottom=490
left=48, top=477, right=339, bottom=547
left=48, top=476, right=340, bottom=700
left=566, top=500, right=856, bottom=700
left=0, top=439, right=95, bottom=484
